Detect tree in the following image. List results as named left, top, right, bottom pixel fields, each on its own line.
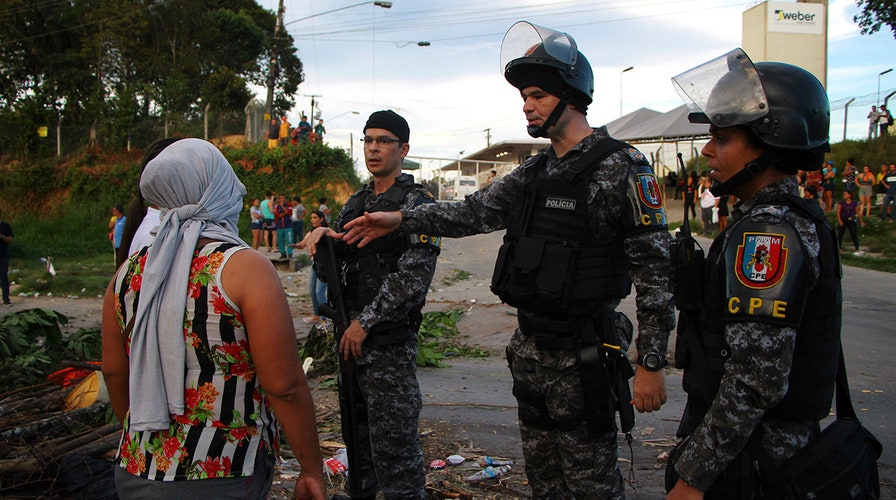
left=854, top=0, right=896, bottom=38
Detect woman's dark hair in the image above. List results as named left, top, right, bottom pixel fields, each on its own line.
left=318, top=196, right=327, bottom=204
left=311, top=210, right=328, bottom=228
left=116, top=138, right=182, bottom=267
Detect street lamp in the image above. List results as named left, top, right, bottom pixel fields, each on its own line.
left=330, top=110, right=360, bottom=121
left=620, top=66, right=634, bottom=117
left=878, top=68, right=893, bottom=106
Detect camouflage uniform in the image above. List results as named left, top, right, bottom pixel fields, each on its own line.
left=334, top=179, right=439, bottom=499
left=674, top=177, right=838, bottom=494
left=401, top=128, right=675, bottom=498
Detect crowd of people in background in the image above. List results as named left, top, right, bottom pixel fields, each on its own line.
left=266, top=113, right=327, bottom=149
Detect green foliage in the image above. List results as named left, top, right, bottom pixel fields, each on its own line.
left=854, top=0, right=896, bottom=38
left=829, top=137, right=896, bottom=175
left=417, top=309, right=489, bottom=367
left=297, top=309, right=489, bottom=374
left=0, top=0, right=302, bottom=158
left=0, top=309, right=99, bottom=389
left=440, top=269, right=472, bottom=287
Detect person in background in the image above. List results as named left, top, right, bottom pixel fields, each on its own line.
left=667, top=48, right=841, bottom=498
left=297, top=114, right=312, bottom=143
left=110, top=205, right=126, bottom=255
left=273, top=194, right=293, bottom=259
left=338, top=24, right=674, bottom=498
left=837, top=189, right=863, bottom=255
left=683, top=172, right=698, bottom=220
left=879, top=105, right=892, bottom=137
left=259, top=191, right=276, bottom=252
left=698, top=177, right=718, bottom=235
left=291, top=196, right=307, bottom=241
left=101, top=138, right=325, bottom=499
left=856, top=165, right=877, bottom=218
left=267, top=118, right=279, bottom=149
left=0, top=209, right=13, bottom=306
left=821, top=160, right=836, bottom=211
left=876, top=163, right=889, bottom=206
left=313, top=119, right=326, bottom=142
left=292, top=210, right=328, bottom=326
left=317, top=196, right=331, bottom=224
left=879, top=163, right=896, bottom=221
left=119, top=138, right=182, bottom=268
left=716, top=192, right=730, bottom=232
left=250, top=197, right=264, bottom=251
left=842, top=158, right=858, bottom=194
left=867, top=105, right=880, bottom=139
left=279, top=115, right=291, bottom=147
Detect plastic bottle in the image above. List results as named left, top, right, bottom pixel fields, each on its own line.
left=478, top=456, right=513, bottom=467
left=464, top=465, right=511, bottom=482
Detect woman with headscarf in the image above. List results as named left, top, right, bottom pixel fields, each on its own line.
left=101, top=139, right=325, bottom=499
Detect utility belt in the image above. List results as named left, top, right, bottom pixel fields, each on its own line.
left=518, top=309, right=634, bottom=437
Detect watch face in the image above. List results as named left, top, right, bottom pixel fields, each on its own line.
left=645, top=353, right=664, bottom=370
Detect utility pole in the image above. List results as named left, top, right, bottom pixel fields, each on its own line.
left=309, top=94, right=322, bottom=123
left=483, top=128, right=491, bottom=147
left=264, top=0, right=285, bottom=122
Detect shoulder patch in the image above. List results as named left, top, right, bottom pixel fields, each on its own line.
left=637, top=172, right=663, bottom=210
left=734, top=232, right=788, bottom=289
left=624, top=147, right=649, bottom=164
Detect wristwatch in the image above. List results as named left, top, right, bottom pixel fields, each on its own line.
left=637, top=350, right=667, bottom=371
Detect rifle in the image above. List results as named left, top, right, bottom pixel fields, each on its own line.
left=314, top=236, right=372, bottom=497
left=671, top=153, right=705, bottom=312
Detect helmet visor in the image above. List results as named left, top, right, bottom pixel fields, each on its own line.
left=671, top=48, right=768, bottom=127
left=501, top=21, right=577, bottom=74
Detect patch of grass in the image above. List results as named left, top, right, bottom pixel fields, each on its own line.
left=7, top=254, right=114, bottom=298
left=440, top=269, right=472, bottom=287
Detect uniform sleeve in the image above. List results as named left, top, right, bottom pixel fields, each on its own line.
left=400, top=166, right=528, bottom=237
left=357, top=190, right=440, bottom=333
left=604, top=152, right=675, bottom=354
left=627, top=229, right=675, bottom=354
left=674, top=321, right=797, bottom=490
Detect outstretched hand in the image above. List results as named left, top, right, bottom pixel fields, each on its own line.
left=341, top=211, right=403, bottom=247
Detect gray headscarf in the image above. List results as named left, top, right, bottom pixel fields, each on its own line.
left=128, top=138, right=247, bottom=431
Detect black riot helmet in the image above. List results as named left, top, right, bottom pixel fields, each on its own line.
left=501, top=21, right=594, bottom=138
left=672, top=48, right=830, bottom=196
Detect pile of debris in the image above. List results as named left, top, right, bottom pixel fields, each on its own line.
left=0, top=366, right=120, bottom=498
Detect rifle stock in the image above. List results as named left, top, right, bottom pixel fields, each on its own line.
left=314, top=236, right=371, bottom=497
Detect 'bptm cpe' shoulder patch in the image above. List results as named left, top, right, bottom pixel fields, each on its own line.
left=734, top=232, right=788, bottom=289
left=637, top=173, right=663, bottom=209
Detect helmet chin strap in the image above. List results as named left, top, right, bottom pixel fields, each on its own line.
left=709, top=151, right=778, bottom=197
left=527, top=98, right=568, bottom=138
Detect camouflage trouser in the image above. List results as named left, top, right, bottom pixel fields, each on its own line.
left=506, top=329, right=624, bottom=499
left=352, top=338, right=425, bottom=499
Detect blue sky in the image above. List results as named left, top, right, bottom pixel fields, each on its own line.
left=259, top=0, right=894, bottom=171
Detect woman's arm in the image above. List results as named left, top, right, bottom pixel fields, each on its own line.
left=222, top=250, right=325, bottom=499
left=101, top=278, right=130, bottom=423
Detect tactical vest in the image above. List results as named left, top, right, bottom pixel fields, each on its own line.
left=337, top=175, right=429, bottom=335
left=680, top=195, right=841, bottom=433
left=490, top=139, right=634, bottom=317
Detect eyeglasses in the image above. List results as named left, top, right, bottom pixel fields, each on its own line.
left=361, top=136, right=402, bottom=146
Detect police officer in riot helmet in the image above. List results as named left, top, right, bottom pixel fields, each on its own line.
left=667, top=49, right=841, bottom=499
left=338, top=21, right=675, bottom=498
